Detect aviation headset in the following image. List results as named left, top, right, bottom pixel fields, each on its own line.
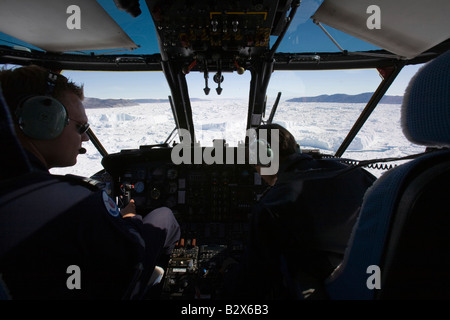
left=249, top=138, right=274, bottom=165
left=15, top=71, right=69, bottom=140
left=249, top=134, right=301, bottom=166
left=249, top=138, right=301, bottom=165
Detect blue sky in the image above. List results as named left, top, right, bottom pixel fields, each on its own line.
left=62, top=63, right=422, bottom=101
left=2, top=59, right=422, bottom=101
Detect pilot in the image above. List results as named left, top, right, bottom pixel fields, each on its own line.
left=222, top=123, right=376, bottom=299
left=0, top=65, right=180, bottom=299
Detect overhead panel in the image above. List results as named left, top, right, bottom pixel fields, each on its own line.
left=312, top=0, right=450, bottom=59
left=0, top=0, right=137, bottom=52
left=146, top=0, right=292, bottom=61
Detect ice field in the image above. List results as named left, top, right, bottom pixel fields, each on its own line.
left=50, top=99, right=424, bottom=178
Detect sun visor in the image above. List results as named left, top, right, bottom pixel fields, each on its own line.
left=312, top=0, right=450, bottom=59
left=0, top=0, right=138, bottom=52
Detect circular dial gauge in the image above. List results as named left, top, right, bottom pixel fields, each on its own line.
left=134, top=181, right=145, bottom=193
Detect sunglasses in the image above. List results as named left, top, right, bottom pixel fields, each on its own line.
left=69, top=118, right=90, bottom=135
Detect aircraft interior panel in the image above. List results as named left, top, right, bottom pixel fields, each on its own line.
left=99, top=146, right=268, bottom=298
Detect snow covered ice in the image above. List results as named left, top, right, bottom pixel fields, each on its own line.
left=50, top=99, right=425, bottom=178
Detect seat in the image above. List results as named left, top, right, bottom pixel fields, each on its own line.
left=325, top=49, right=450, bottom=299
left=0, top=86, right=32, bottom=179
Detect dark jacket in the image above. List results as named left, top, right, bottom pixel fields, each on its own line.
left=0, top=153, right=180, bottom=299
left=224, top=153, right=376, bottom=299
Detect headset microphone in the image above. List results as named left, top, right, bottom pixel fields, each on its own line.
left=79, top=147, right=87, bottom=154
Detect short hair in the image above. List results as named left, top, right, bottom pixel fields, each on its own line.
left=0, top=65, right=84, bottom=114
left=255, top=123, right=299, bottom=158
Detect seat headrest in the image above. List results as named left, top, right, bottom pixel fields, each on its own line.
left=0, top=86, right=32, bottom=178
left=401, top=50, right=450, bottom=147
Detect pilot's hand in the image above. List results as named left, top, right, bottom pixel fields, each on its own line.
left=121, top=199, right=136, bottom=218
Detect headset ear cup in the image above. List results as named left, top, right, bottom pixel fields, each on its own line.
left=16, top=96, right=68, bottom=140
left=249, top=139, right=273, bottom=165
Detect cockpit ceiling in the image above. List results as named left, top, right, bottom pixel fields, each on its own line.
left=0, top=0, right=449, bottom=71
left=313, top=0, right=450, bottom=59
left=0, top=0, right=137, bottom=52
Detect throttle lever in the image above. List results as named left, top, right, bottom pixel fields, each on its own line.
left=119, top=183, right=134, bottom=207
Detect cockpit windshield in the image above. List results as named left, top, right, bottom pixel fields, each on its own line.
left=36, top=63, right=425, bottom=178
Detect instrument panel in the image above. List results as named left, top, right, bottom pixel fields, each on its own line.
left=101, top=147, right=265, bottom=221
left=100, top=146, right=268, bottom=298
